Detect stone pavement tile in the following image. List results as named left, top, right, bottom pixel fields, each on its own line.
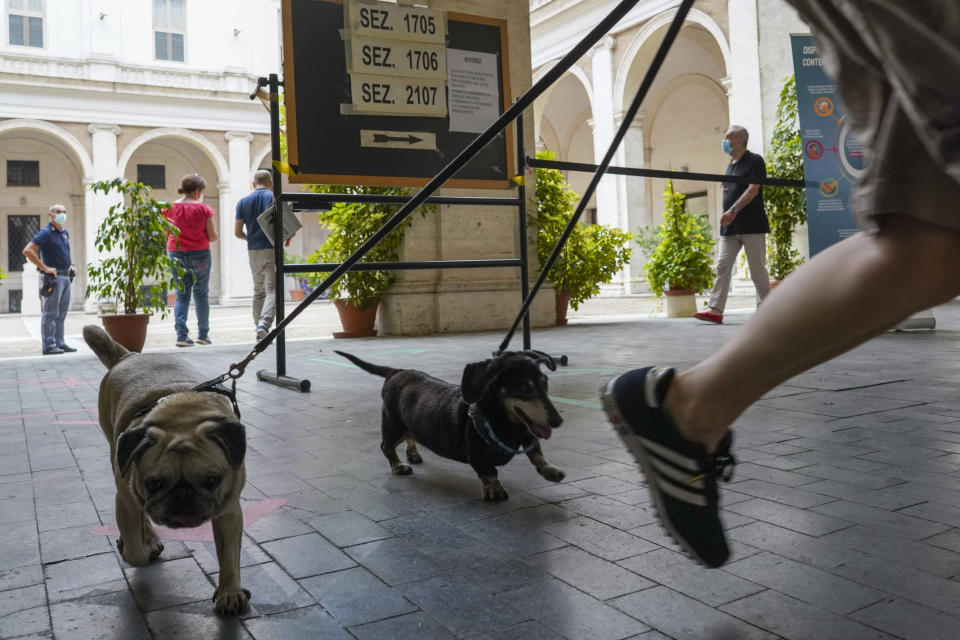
left=456, top=505, right=570, bottom=555
left=725, top=478, right=838, bottom=509
left=567, top=475, right=639, bottom=497
left=241, top=605, right=353, bottom=640
left=468, top=619, right=565, bottom=640
left=543, top=516, right=657, bottom=562
left=145, top=601, right=253, bottom=639
left=822, top=525, right=960, bottom=578
left=247, top=471, right=315, bottom=496
left=299, top=566, right=417, bottom=627
left=542, top=448, right=611, bottom=470
left=379, top=512, right=480, bottom=551
left=0, top=584, right=48, bottom=638
left=274, top=489, right=346, bottom=518
left=432, top=492, right=546, bottom=527
left=723, top=551, right=884, bottom=614
left=29, top=454, right=76, bottom=472
left=0, top=563, right=42, bottom=594
left=124, top=556, right=213, bottom=611
left=750, top=441, right=812, bottom=457
left=524, top=482, right=589, bottom=503
left=328, top=486, right=424, bottom=522
left=242, top=507, right=315, bottom=543
left=184, top=535, right=271, bottom=575
left=39, top=523, right=113, bottom=564
left=724, top=497, right=853, bottom=537
left=343, top=537, right=446, bottom=586
left=755, top=390, right=923, bottom=418
left=607, top=488, right=651, bottom=507
left=850, top=596, right=960, bottom=640
left=0, top=498, right=36, bottom=526
left=218, top=562, right=315, bottom=618
left=791, top=462, right=906, bottom=488
left=733, top=462, right=822, bottom=488
left=925, top=528, right=960, bottom=553
left=719, top=589, right=897, bottom=640
left=786, top=450, right=890, bottom=473
left=427, top=543, right=548, bottom=594
left=558, top=495, right=658, bottom=530
left=349, top=611, right=456, bottom=640
left=738, top=453, right=813, bottom=471
left=308, top=510, right=392, bottom=548
left=811, top=499, right=950, bottom=540
left=618, top=547, right=763, bottom=606
left=859, top=447, right=960, bottom=469
left=0, top=477, right=32, bottom=502
left=828, top=551, right=960, bottom=617
left=898, top=500, right=960, bottom=528
left=799, top=478, right=924, bottom=510
left=530, top=545, right=654, bottom=600
left=397, top=574, right=530, bottom=638
left=35, top=498, right=99, bottom=533
left=610, top=585, right=775, bottom=640
left=500, top=578, right=649, bottom=640
left=779, top=437, right=879, bottom=459
left=46, top=552, right=127, bottom=603
left=261, top=533, right=355, bottom=579
left=49, top=590, right=149, bottom=640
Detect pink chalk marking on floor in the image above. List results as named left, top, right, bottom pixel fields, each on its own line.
left=89, top=498, right=288, bottom=542
left=55, top=420, right=99, bottom=425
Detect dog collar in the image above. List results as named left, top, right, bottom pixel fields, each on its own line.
left=130, top=379, right=241, bottom=422
left=467, top=403, right=537, bottom=455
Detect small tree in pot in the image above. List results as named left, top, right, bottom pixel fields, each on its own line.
left=87, top=178, right=184, bottom=351
left=643, top=181, right=714, bottom=316
left=533, top=151, right=634, bottom=325
left=766, top=75, right=806, bottom=283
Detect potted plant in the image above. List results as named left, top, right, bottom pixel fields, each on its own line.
left=766, top=74, right=806, bottom=286
left=643, top=181, right=715, bottom=317
left=284, top=250, right=311, bottom=302
left=87, top=178, right=184, bottom=351
left=533, top=151, right=634, bottom=325
left=305, top=184, right=427, bottom=338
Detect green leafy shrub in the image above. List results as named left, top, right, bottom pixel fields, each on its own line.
left=533, top=150, right=634, bottom=310
left=766, top=75, right=806, bottom=280
left=305, top=184, right=431, bottom=310
left=87, top=178, right=184, bottom=316
left=643, top=181, right=715, bottom=295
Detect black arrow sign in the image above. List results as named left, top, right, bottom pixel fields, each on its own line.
left=373, top=133, right=424, bottom=144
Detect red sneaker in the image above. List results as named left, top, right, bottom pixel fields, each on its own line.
left=693, top=311, right=723, bottom=324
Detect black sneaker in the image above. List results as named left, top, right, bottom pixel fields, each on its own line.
left=42, top=347, right=65, bottom=355
left=57, top=344, right=77, bottom=353
left=600, top=367, right=736, bottom=567
left=176, top=337, right=194, bottom=347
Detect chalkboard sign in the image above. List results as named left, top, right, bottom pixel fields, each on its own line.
left=281, top=0, right=514, bottom=189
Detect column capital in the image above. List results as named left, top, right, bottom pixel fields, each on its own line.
left=614, top=110, right=645, bottom=129
left=217, top=181, right=231, bottom=192
left=225, top=131, right=254, bottom=142
left=590, top=35, right=616, bottom=56
left=719, top=76, right=733, bottom=97
left=87, top=123, right=121, bottom=135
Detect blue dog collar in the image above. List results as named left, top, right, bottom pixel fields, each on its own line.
left=467, top=403, right=537, bottom=455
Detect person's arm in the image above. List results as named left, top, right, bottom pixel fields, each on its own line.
left=23, top=242, right=56, bottom=275
left=234, top=219, right=246, bottom=240
left=206, top=216, right=219, bottom=243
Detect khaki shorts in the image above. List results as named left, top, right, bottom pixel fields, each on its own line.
left=788, top=1, right=960, bottom=232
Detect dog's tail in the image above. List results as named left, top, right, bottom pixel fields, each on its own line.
left=83, top=325, right=130, bottom=369
left=334, top=350, right=399, bottom=378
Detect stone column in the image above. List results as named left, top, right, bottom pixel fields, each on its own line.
left=224, top=131, right=255, bottom=304
left=617, top=110, right=648, bottom=293
left=726, top=0, right=764, bottom=155
left=87, top=123, right=121, bottom=312
left=589, top=35, right=619, bottom=229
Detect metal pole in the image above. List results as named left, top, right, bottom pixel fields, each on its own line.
left=268, top=73, right=287, bottom=377
left=516, top=111, right=531, bottom=350
left=498, top=0, right=694, bottom=353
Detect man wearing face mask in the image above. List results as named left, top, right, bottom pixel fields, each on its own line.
left=693, top=125, right=771, bottom=324
left=23, top=204, right=78, bottom=355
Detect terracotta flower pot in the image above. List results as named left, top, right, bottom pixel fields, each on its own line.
left=769, top=279, right=781, bottom=290
left=99, top=313, right=150, bottom=352
left=289, top=288, right=306, bottom=302
left=332, top=299, right=379, bottom=339
left=555, top=290, right=571, bottom=326
left=167, top=291, right=176, bottom=307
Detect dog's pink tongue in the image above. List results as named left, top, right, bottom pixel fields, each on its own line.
left=532, top=424, right=552, bottom=440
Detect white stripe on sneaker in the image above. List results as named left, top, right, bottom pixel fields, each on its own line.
left=644, top=369, right=663, bottom=408
left=650, top=456, right=705, bottom=489
left=656, top=475, right=708, bottom=506
left=639, top=435, right=700, bottom=473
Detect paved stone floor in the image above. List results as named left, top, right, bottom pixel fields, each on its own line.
left=2, top=299, right=959, bottom=639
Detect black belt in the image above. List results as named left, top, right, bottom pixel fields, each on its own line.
left=56, top=270, right=71, bottom=276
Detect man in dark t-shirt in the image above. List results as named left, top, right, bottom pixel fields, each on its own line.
left=693, top=125, right=771, bottom=324
left=22, top=204, right=77, bottom=354
left=235, top=169, right=276, bottom=341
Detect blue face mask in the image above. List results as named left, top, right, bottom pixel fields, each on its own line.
left=54, top=213, right=67, bottom=225
left=721, top=139, right=733, bottom=154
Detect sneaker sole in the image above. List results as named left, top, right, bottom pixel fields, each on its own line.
left=600, top=377, right=712, bottom=568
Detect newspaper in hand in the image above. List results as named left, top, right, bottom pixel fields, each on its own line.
left=256, top=200, right=302, bottom=245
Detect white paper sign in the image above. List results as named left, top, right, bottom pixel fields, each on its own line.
left=446, top=49, right=500, bottom=133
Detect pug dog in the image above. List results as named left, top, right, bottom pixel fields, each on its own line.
left=83, top=325, right=249, bottom=615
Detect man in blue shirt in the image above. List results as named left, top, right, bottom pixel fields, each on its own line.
left=234, top=170, right=276, bottom=340
left=23, top=204, right=77, bottom=355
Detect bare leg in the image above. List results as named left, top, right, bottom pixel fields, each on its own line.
left=666, top=215, right=960, bottom=451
